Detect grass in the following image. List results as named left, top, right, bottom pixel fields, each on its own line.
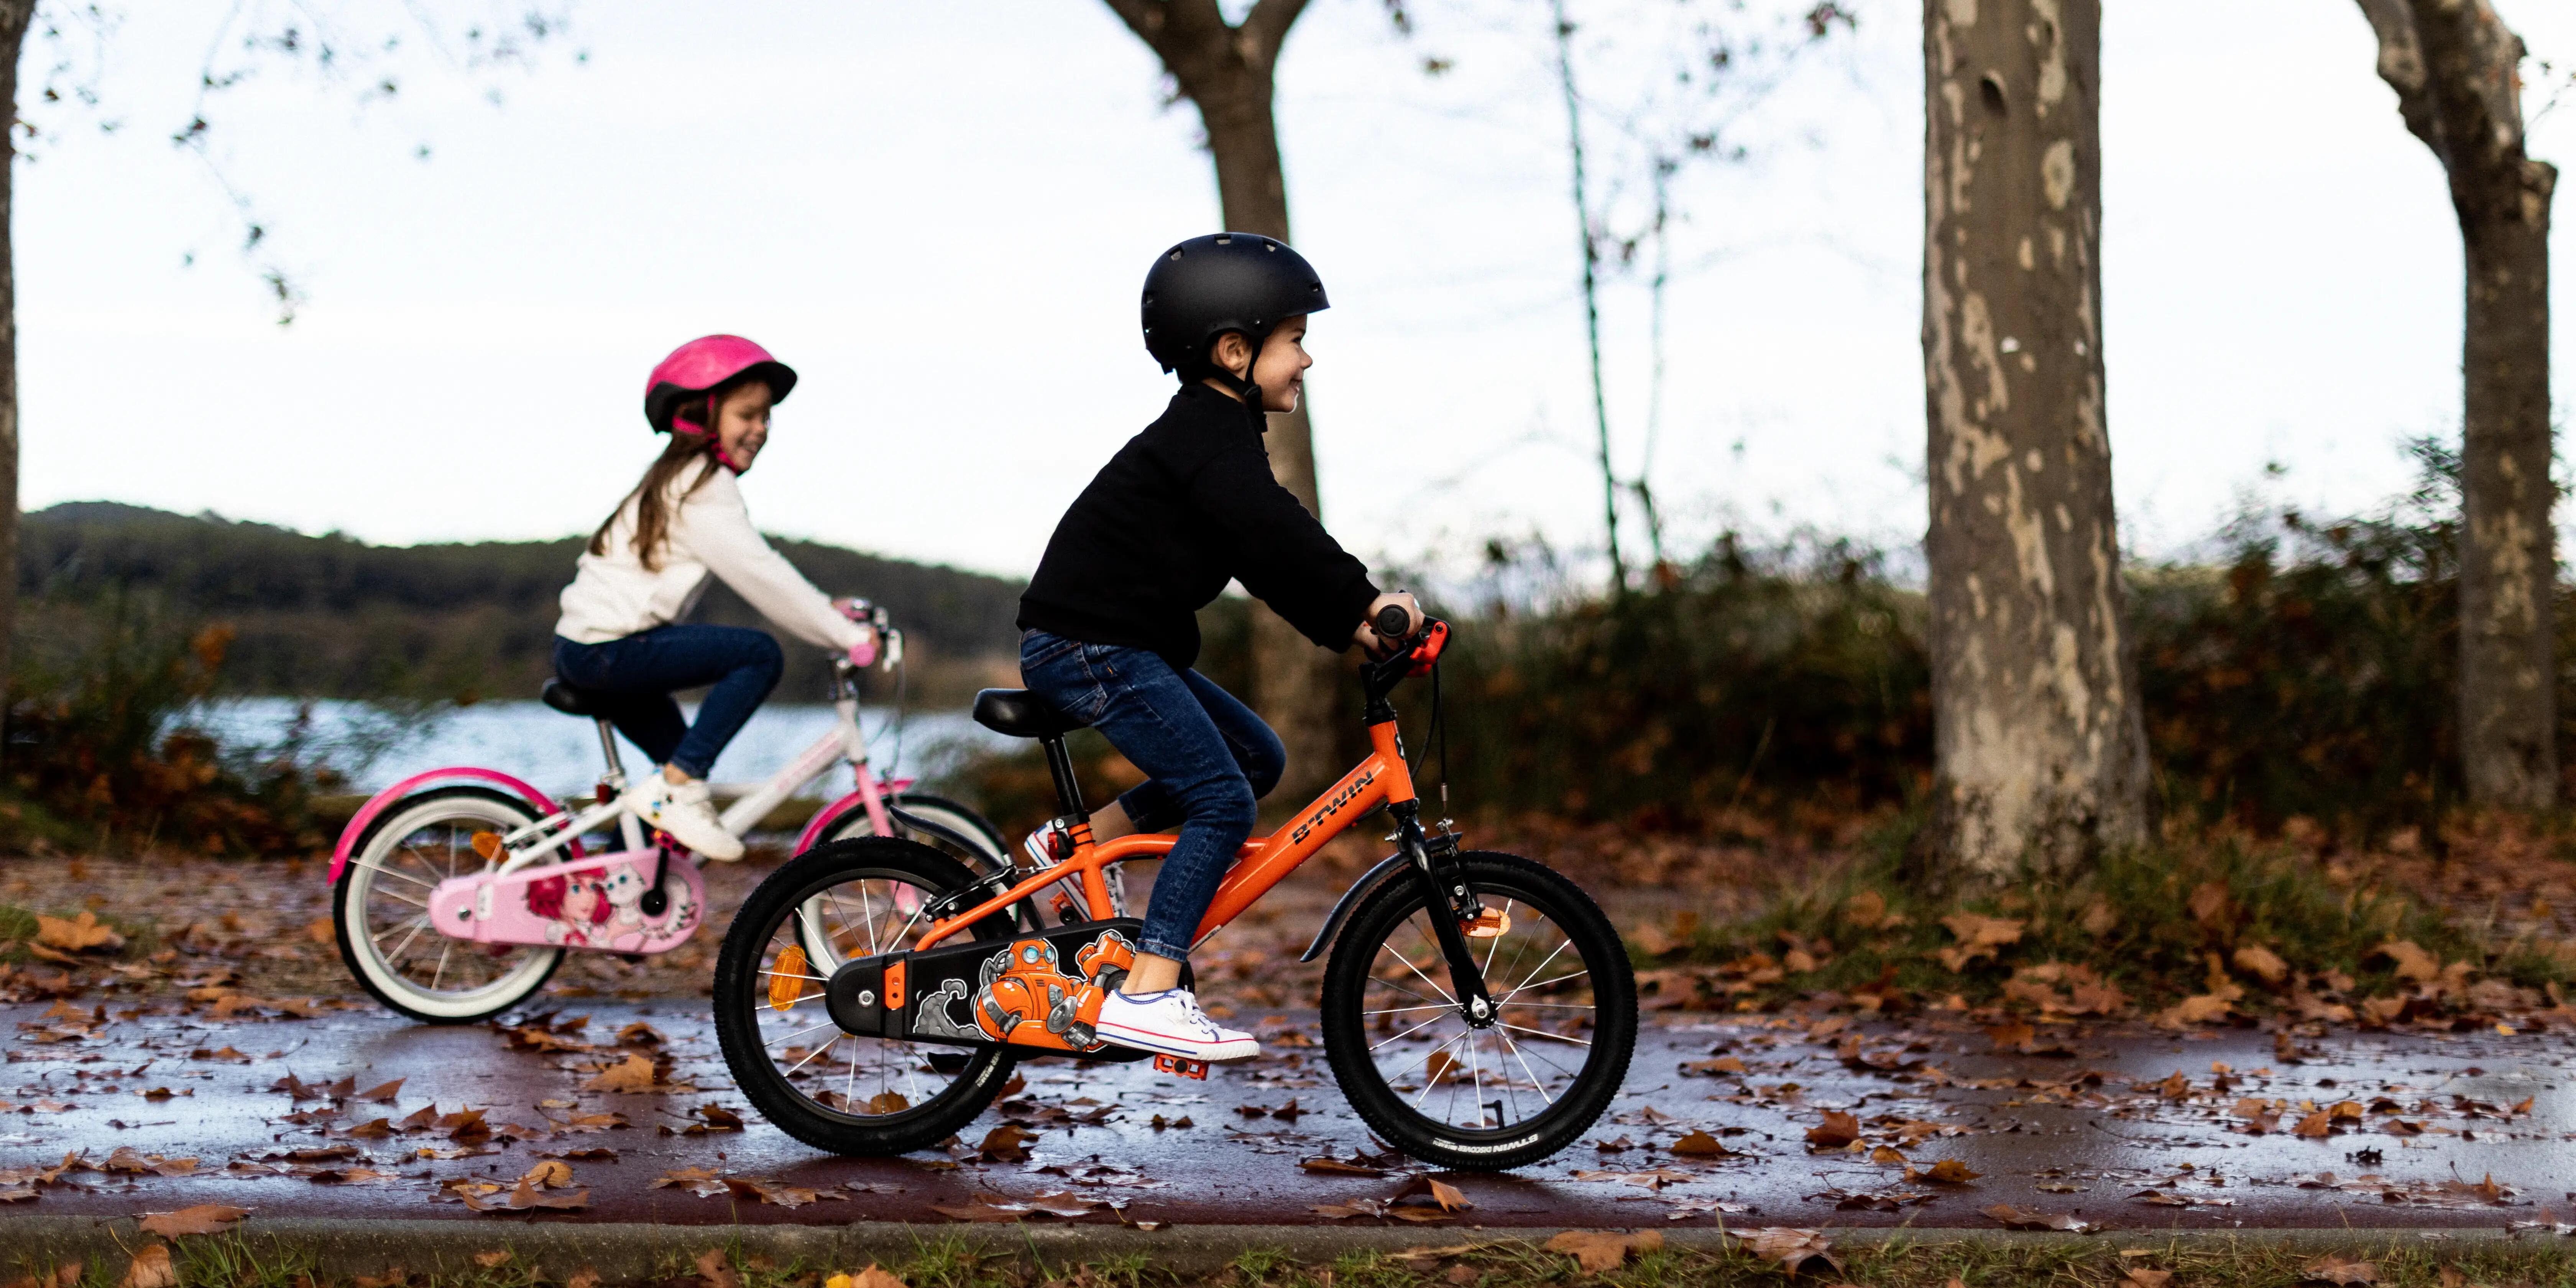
left=39, top=1232, right=2575, bottom=1288
left=1652, top=816, right=2576, bottom=1013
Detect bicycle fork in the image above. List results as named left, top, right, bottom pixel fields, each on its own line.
left=1388, top=797, right=1498, bottom=1027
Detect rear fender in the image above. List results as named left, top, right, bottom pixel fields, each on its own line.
left=328, top=769, right=576, bottom=883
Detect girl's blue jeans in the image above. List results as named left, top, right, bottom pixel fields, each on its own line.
left=552, top=625, right=784, bottom=780
left=1018, top=629, right=1286, bottom=961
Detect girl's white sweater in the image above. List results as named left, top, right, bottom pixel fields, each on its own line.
left=555, top=465, right=867, bottom=651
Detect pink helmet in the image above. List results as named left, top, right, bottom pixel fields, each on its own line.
left=642, top=335, right=798, bottom=435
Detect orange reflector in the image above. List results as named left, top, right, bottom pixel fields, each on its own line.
left=770, top=944, right=808, bottom=1012
left=469, top=831, right=503, bottom=861
left=1464, top=908, right=1512, bottom=938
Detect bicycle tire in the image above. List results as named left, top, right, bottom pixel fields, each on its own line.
left=333, top=786, right=567, bottom=1023
left=816, top=792, right=1036, bottom=932
left=1320, top=850, right=1636, bottom=1171
left=714, top=836, right=1019, bottom=1156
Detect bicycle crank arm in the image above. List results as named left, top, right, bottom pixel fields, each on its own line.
left=812, top=918, right=1159, bottom=1063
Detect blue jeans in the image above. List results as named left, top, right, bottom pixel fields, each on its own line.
left=552, top=625, right=785, bottom=780
left=1019, top=630, right=1286, bottom=961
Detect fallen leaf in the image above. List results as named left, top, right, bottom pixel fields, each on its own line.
left=582, top=1053, right=663, bottom=1093
left=828, top=1268, right=908, bottom=1288
left=2124, top=1270, right=2174, bottom=1288
left=2371, top=942, right=2439, bottom=984
left=1921, top=1160, right=1980, bottom=1184
left=2304, top=1255, right=2379, bottom=1286
left=653, top=1166, right=731, bottom=1198
left=1670, top=1129, right=1733, bottom=1158
left=1983, top=1204, right=2093, bottom=1233
left=1733, top=1228, right=1842, bottom=1277
left=1546, top=1230, right=1664, bottom=1273
left=697, top=1249, right=741, bottom=1288
left=120, top=1247, right=177, bottom=1288
left=1804, top=1111, right=1860, bottom=1148
left=1301, top=1157, right=1389, bottom=1177
left=355, top=1079, right=404, bottom=1103
left=37, top=912, right=124, bottom=954
left=2233, top=945, right=2289, bottom=985
left=137, top=1205, right=248, bottom=1238
left=474, top=1252, right=514, bottom=1269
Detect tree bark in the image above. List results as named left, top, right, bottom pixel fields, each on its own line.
left=1920, top=0, right=2149, bottom=880
left=1104, top=0, right=1344, bottom=798
left=0, top=0, right=34, bottom=735
left=2355, top=0, right=2559, bottom=810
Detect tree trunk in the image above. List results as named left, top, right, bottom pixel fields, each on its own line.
left=1104, top=0, right=1344, bottom=798
left=1919, top=0, right=2149, bottom=880
left=2356, top=0, right=2559, bottom=810
left=0, top=0, right=33, bottom=735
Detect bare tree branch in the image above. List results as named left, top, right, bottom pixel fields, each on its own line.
left=1239, top=0, right=1311, bottom=71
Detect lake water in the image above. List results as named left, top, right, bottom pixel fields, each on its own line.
left=188, top=698, right=1009, bottom=799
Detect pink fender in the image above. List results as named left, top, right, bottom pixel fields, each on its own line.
left=329, top=768, right=581, bottom=883
left=794, top=778, right=916, bottom=855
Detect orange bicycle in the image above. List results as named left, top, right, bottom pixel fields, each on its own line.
left=712, top=612, right=1637, bottom=1170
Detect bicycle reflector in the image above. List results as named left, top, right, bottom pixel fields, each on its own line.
left=771, top=945, right=808, bottom=1012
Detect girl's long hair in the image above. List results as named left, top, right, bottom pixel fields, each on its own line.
left=589, top=388, right=733, bottom=571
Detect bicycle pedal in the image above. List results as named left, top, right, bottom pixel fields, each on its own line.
left=1152, top=1054, right=1210, bottom=1080
left=1050, top=892, right=1083, bottom=924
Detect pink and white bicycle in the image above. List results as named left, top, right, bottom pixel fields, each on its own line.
left=326, top=605, right=1010, bottom=1022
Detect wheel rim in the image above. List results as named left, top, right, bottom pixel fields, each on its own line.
left=345, top=797, right=560, bottom=1017
left=805, top=800, right=1009, bottom=967
left=1353, top=881, right=1607, bottom=1140
left=743, top=864, right=1006, bottom=1126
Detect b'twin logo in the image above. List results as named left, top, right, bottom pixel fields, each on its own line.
left=1291, top=769, right=1378, bottom=844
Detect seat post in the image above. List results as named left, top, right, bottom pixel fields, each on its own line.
left=1040, top=734, right=1089, bottom=822
left=594, top=718, right=628, bottom=783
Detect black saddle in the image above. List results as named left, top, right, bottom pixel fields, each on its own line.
left=972, top=688, right=1088, bottom=739
left=540, top=679, right=614, bottom=718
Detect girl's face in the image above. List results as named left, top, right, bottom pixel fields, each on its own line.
left=714, top=381, right=774, bottom=470
left=564, top=879, right=603, bottom=922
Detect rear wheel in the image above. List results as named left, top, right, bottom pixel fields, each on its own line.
left=715, top=836, right=1019, bottom=1156
left=1320, top=851, right=1636, bottom=1171
left=810, top=792, right=1030, bottom=942
left=334, top=787, right=566, bottom=1022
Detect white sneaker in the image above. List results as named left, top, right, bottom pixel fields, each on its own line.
left=623, top=774, right=744, bottom=861
left=1094, top=989, right=1259, bottom=1062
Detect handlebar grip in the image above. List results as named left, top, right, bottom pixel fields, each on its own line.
left=1374, top=603, right=1412, bottom=639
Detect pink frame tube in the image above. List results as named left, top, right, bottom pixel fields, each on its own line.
left=327, top=768, right=580, bottom=882
left=792, top=775, right=917, bottom=854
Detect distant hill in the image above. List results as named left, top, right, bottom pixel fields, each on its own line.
left=18, top=502, right=1027, bottom=705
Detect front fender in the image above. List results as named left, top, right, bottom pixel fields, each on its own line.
left=327, top=768, right=575, bottom=883
left=1300, top=851, right=1418, bottom=963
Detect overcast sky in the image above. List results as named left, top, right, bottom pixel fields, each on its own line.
left=15, top=0, right=2576, bottom=583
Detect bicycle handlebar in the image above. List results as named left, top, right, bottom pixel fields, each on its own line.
left=1373, top=602, right=1413, bottom=639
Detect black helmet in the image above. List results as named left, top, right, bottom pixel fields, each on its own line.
left=1140, top=233, right=1331, bottom=379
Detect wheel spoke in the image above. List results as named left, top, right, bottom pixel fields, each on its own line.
left=1368, top=1009, right=1454, bottom=1053
left=1494, top=1020, right=1589, bottom=1047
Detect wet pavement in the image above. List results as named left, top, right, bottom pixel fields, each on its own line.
left=1, top=999, right=2572, bottom=1230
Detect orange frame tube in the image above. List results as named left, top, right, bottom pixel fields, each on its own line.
left=915, top=722, right=1418, bottom=953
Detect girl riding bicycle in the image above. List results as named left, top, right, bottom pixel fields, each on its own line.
left=554, top=335, right=881, bottom=862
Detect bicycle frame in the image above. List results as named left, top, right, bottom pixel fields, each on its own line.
left=915, top=722, right=1417, bottom=954
left=333, top=658, right=911, bottom=887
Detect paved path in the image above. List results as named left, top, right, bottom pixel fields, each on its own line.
left=2, top=1001, right=2569, bottom=1230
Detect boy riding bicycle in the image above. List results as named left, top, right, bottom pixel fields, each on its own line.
left=1016, top=233, right=1421, bottom=1063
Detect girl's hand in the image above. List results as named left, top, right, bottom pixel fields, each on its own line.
left=847, top=625, right=882, bottom=669
left=1355, top=591, right=1423, bottom=659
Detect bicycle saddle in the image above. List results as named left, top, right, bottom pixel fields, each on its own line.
left=972, top=688, right=1088, bottom=739
left=539, top=679, right=614, bottom=718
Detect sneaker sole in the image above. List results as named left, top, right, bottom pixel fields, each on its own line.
left=1095, top=1020, right=1260, bottom=1062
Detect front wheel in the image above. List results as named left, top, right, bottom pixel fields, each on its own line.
left=1320, top=851, right=1636, bottom=1171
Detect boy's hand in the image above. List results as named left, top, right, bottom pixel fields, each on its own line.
left=1356, top=591, right=1423, bottom=659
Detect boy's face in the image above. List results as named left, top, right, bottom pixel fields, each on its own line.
left=1209, top=315, right=1313, bottom=414
left=1254, top=315, right=1311, bottom=414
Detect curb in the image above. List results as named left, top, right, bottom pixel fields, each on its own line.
left=0, top=1219, right=2548, bottom=1279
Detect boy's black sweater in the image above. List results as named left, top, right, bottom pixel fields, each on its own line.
left=1018, top=383, right=1378, bottom=671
